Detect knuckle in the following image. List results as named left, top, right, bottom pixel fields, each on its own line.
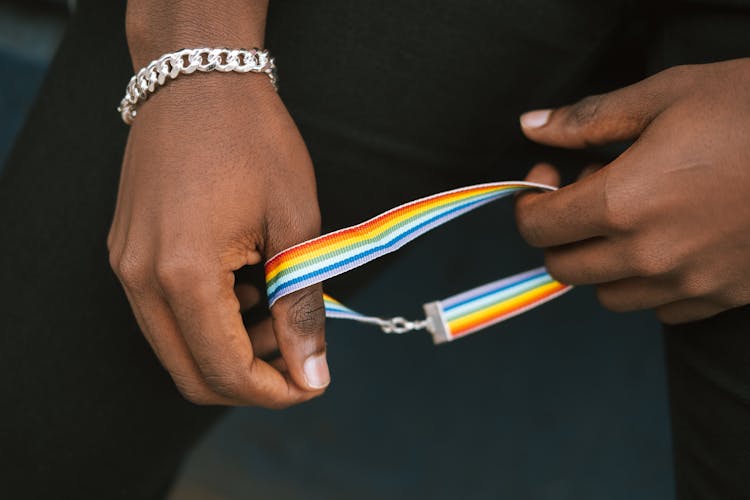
left=195, top=355, right=272, bottom=403
left=518, top=222, right=543, bottom=247
left=655, top=65, right=700, bottom=99
left=600, top=197, right=634, bottom=235
left=173, top=378, right=219, bottom=406
left=200, top=365, right=249, bottom=400
left=676, top=273, right=714, bottom=299
left=544, top=253, right=572, bottom=284
left=628, top=255, right=663, bottom=278
left=600, top=170, right=636, bottom=233
left=661, top=64, right=692, bottom=83
left=179, top=390, right=217, bottom=406
left=601, top=204, right=633, bottom=233
left=565, top=95, right=604, bottom=131
left=154, top=256, right=200, bottom=292
left=117, top=251, right=149, bottom=289
left=628, top=248, right=673, bottom=277
left=516, top=208, right=545, bottom=247
left=108, top=250, right=120, bottom=274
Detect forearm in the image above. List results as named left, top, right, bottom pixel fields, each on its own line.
left=125, top=0, right=269, bottom=68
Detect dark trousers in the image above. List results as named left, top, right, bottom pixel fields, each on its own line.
left=1, top=1, right=749, bottom=498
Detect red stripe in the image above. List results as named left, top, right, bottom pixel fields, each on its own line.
left=265, top=185, right=501, bottom=272
left=448, top=283, right=568, bottom=337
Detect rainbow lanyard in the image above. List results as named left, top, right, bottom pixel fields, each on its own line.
left=265, top=182, right=573, bottom=344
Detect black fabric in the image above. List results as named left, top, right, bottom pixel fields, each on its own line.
left=0, top=0, right=748, bottom=498
left=665, top=307, right=750, bottom=500
left=647, top=5, right=750, bottom=498
left=0, top=3, right=224, bottom=499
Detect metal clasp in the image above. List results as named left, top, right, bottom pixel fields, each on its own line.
left=380, top=316, right=430, bottom=334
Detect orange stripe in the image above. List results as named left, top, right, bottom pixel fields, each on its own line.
left=265, top=185, right=508, bottom=279
left=447, top=282, right=567, bottom=337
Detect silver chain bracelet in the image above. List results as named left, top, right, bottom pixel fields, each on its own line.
left=117, top=47, right=278, bottom=125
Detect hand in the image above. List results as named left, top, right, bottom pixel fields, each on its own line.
left=108, top=73, right=330, bottom=408
left=515, top=59, right=750, bottom=324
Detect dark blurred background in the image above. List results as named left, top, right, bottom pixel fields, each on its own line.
left=0, top=1, right=674, bottom=499
left=0, top=1, right=67, bottom=170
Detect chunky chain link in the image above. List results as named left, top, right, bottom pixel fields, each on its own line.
left=117, top=47, right=278, bottom=125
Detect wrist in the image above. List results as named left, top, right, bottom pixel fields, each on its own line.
left=125, top=0, right=269, bottom=69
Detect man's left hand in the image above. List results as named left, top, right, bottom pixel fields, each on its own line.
left=515, top=59, right=750, bottom=324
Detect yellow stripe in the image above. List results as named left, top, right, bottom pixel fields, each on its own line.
left=322, top=293, right=342, bottom=306
left=266, top=186, right=507, bottom=282
left=446, top=281, right=563, bottom=334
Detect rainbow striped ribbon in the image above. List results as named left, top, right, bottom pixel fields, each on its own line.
left=265, top=182, right=573, bottom=344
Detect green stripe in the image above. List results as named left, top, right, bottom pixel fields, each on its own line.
left=443, top=275, right=553, bottom=322
left=266, top=189, right=504, bottom=289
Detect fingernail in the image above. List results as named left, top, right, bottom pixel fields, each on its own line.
left=520, top=109, right=551, bottom=129
left=303, top=353, right=330, bottom=389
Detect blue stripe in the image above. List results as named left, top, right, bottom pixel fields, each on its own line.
left=265, top=188, right=508, bottom=290
left=326, top=305, right=355, bottom=314
left=443, top=270, right=551, bottom=313
left=268, top=192, right=513, bottom=303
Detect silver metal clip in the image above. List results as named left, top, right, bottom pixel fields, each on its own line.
left=422, top=301, right=451, bottom=344
left=379, top=316, right=430, bottom=335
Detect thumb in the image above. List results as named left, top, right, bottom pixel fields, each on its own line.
left=519, top=67, right=689, bottom=148
left=270, top=283, right=329, bottom=391
left=265, top=215, right=330, bottom=392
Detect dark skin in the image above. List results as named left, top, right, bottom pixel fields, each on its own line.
left=109, top=0, right=329, bottom=408
left=516, top=59, right=750, bottom=325
left=112, top=0, right=750, bottom=409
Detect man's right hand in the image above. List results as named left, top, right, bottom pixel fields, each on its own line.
left=107, top=64, right=330, bottom=407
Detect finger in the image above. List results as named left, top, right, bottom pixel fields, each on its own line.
left=595, top=277, right=681, bottom=313
left=513, top=163, right=558, bottom=226
left=270, top=284, right=330, bottom=391
left=519, top=66, right=690, bottom=148
left=264, top=207, right=330, bottom=392
left=111, top=223, right=232, bottom=405
left=159, top=262, right=319, bottom=408
left=246, top=317, right=279, bottom=360
left=237, top=282, right=277, bottom=359
left=270, top=356, right=288, bottom=373
left=235, top=282, right=262, bottom=311
left=543, top=237, right=631, bottom=285
left=655, top=298, right=725, bottom=325
left=521, top=162, right=560, bottom=188
left=121, top=284, right=233, bottom=405
left=516, top=164, right=609, bottom=248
